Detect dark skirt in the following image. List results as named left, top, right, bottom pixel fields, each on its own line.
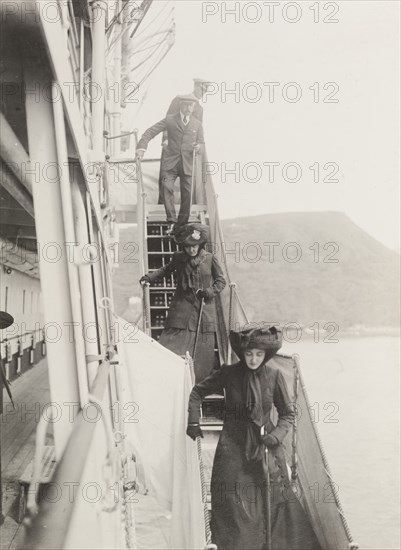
left=158, top=327, right=216, bottom=383
left=211, top=423, right=322, bottom=550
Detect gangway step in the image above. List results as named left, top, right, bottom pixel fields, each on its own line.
left=201, top=393, right=224, bottom=427
left=146, top=221, right=179, bottom=340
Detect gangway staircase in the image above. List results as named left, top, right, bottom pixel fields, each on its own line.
left=130, top=154, right=241, bottom=511
left=111, top=148, right=250, bottom=514
left=142, top=209, right=226, bottom=513
left=111, top=154, right=358, bottom=548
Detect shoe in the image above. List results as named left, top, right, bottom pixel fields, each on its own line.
left=166, top=223, right=176, bottom=236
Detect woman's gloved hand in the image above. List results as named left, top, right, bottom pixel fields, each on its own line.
left=186, top=424, right=204, bottom=440
left=196, top=289, right=209, bottom=301
left=139, top=275, right=151, bottom=285
left=261, top=433, right=279, bottom=448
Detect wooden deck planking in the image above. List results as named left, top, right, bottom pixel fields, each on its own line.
left=1, top=362, right=50, bottom=440
left=1, top=359, right=51, bottom=549
left=0, top=515, right=21, bottom=550
left=1, top=360, right=51, bottom=472
left=2, top=444, right=35, bottom=485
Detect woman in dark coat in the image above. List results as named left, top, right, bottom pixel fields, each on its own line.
left=140, top=223, right=226, bottom=382
left=186, top=326, right=322, bottom=550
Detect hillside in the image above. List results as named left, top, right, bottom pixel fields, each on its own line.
left=112, top=212, right=400, bottom=330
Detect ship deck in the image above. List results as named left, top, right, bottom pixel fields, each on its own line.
left=1, top=359, right=52, bottom=549
left=0, top=361, right=217, bottom=550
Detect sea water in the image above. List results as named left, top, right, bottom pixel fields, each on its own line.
left=281, top=336, right=400, bottom=550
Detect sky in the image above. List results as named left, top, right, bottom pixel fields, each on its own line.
left=128, top=0, right=400, bottom=251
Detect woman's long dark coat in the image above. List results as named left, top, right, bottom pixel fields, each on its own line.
left=147, top=250, right=226, bottom=381
left=147, top=249, right=226, bottom=333
left=188, top=361, right=322, bottom=550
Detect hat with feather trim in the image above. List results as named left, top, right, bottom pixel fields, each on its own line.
left=229, top=325, right=282, bottom=362
left=174, top=223, right=209, bottom=247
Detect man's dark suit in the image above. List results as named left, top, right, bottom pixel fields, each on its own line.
left=137, top=113, right=205, bottom=225
left=158, top=96, right=204, bottom=205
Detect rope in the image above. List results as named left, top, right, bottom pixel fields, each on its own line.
left=213, top=194, right=231, bottom=282
left=133, top=0, right=172, bottom=40
left=106, top=0, right=137, bottom=33
left=232, top=285, right=249, bottom=325
left=129, top=35, right=170, bottom=73
left=134, top=41, right=174, bottom=89
left=295, top=355, right=359, bottom=548
left=228, top=283, right=235, bottom=331
left=291, top=358, right=299, bottom=482
left=185, top=356, right=214, bottom=548
left=196, top=436, right=212, bottom=546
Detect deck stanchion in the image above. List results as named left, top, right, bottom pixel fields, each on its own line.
left=29, top=334, right=35, bottom=365
left=41, top=330, right=46, bottom=357
left=5, top=341, right=11, bottom=380
left=17, top=338, right=23, bottom=375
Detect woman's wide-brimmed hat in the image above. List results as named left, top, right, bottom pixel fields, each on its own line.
left=0, top=311, right=14, bottom=330
left=174, top=223, right=209, bottom=247
left=230, top=325, right=282, bottom=362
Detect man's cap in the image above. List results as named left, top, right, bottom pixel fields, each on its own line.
left=193, top=78, right=212, bottom=86
left=0, top=311, right=14, bottom=330
left=177, top=93, right=198, bottom=103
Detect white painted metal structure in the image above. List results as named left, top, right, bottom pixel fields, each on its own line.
left=0, top=1, right=175, bottom=547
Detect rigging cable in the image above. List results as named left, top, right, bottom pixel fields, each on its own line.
left=132, top=0, right=172, bottom=40
left=134, top=41, right=174, bottom=89
left=129, top=31, right=173, bottom=74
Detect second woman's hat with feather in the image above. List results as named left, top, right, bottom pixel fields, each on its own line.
left=174, top=223, right=209, bottom=247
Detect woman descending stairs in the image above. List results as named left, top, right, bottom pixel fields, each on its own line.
left=142, top=217, right=226, bottom=491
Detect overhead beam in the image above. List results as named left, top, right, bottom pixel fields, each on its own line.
left=0, top=0, right=38, bottom=29
left=0, top=112, right=33, bottom=194
left=0, top=208, right=35, bottom=227
left=0, top=224, right=36, bottom=239
left=0, top=161, right=35, bottom=217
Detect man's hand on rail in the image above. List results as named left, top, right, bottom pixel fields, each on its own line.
left=136, top=148, right=145, bottom=160
left=193, top=143, right=201, bottom=155
left=139, top=275, right=151, bottom=285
